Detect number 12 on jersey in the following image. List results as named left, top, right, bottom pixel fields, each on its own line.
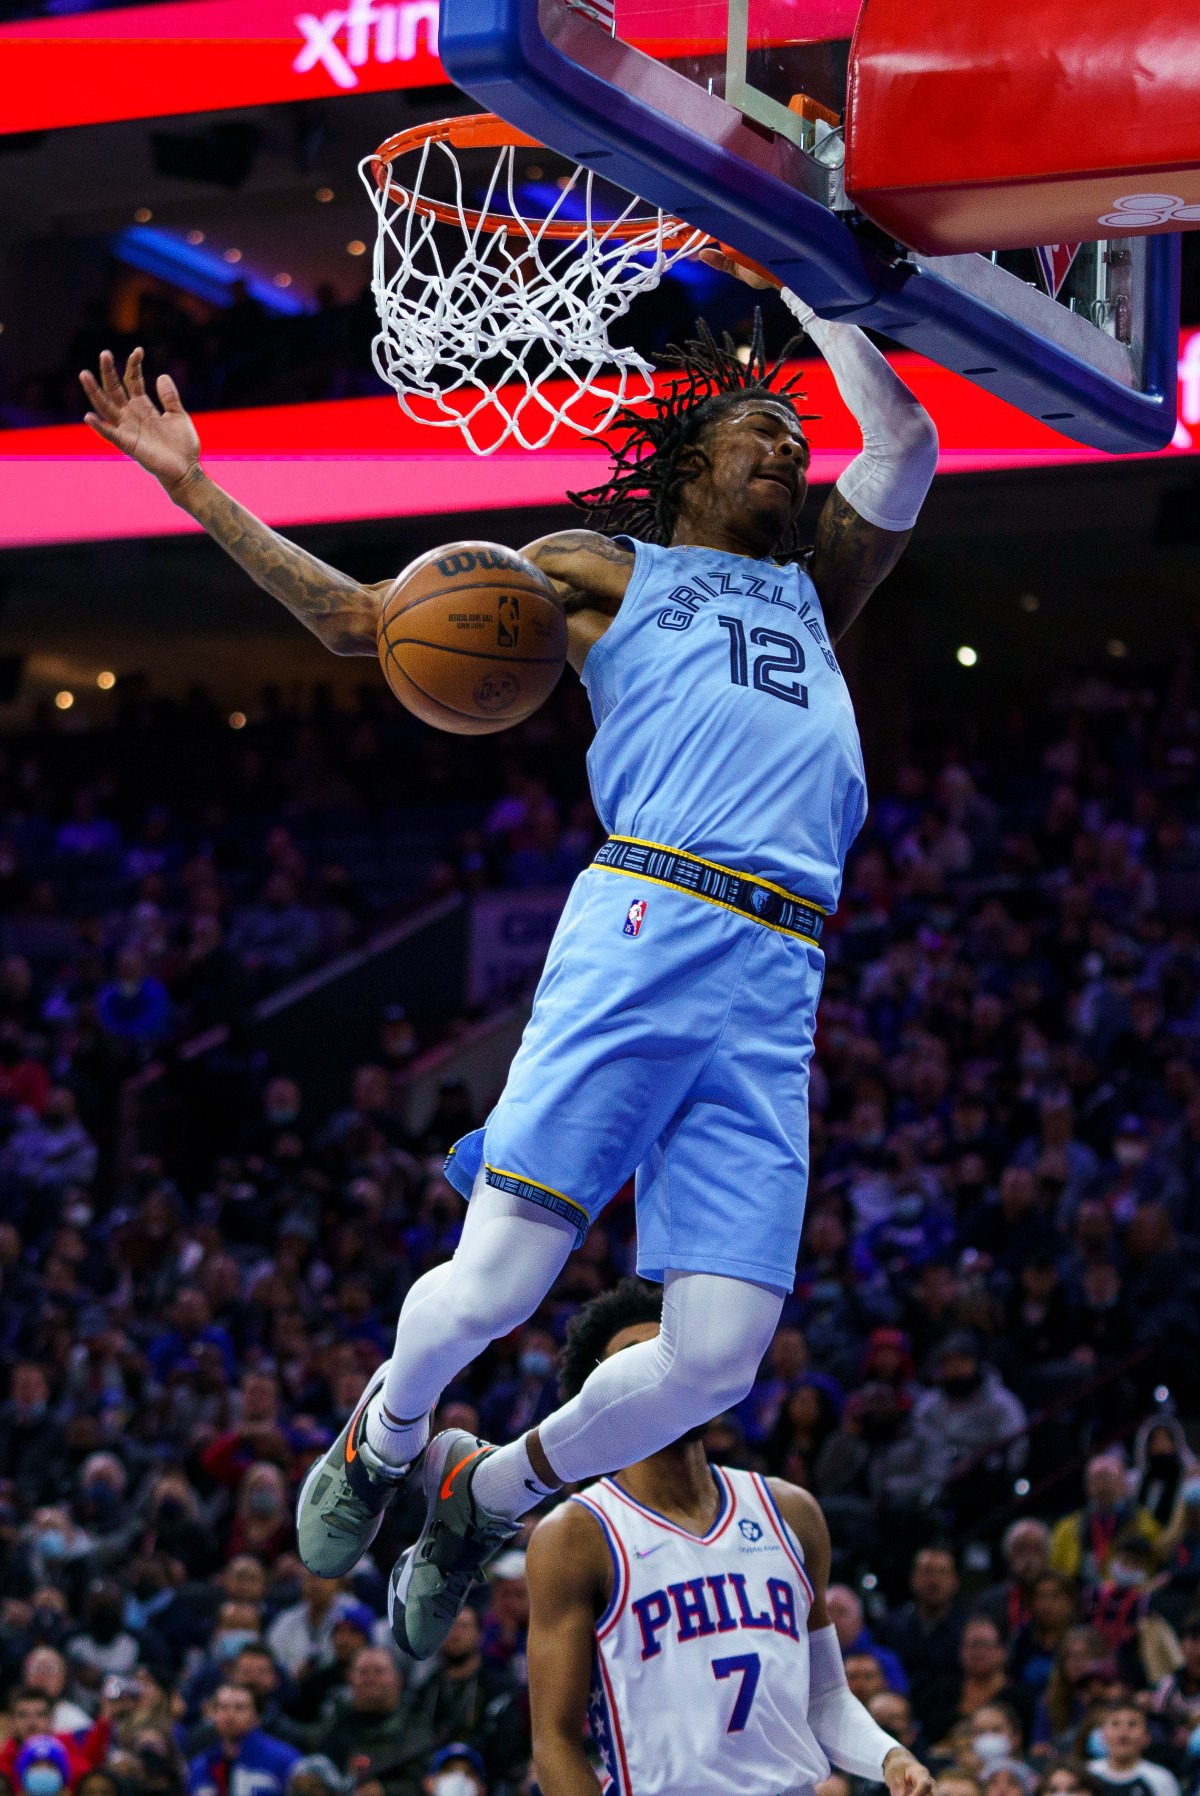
left=718, top=617, right=809, bottom=708
left=713, top=1652, right=762, bottom=1732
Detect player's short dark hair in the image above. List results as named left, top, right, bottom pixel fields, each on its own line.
left=570, top=312, right=817, bottom=559
left=12, top=1689, right=51, bottom=1709
left=558, top=1278, right=664, bottom=1400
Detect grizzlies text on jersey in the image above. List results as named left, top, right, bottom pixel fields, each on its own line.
left=583, top=539, right=866, bottom=912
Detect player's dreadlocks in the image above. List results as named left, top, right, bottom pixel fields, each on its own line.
left=569, top=311, right=818, bottom=560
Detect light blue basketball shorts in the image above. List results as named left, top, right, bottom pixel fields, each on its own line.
left=444, top=862, right=825, bottom=1292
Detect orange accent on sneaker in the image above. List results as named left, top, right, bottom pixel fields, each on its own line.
left=344, top=1397, right=370, bottom=1464
left=440, top=1445, right=489, bottom=1503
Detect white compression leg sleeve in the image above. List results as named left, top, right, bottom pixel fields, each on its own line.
left=781, top=288, right=939, bottom=533
left=365, top=1172, right=577, bottom=1466
left=472, top=1270, right=783, bottom=1514
left=807, top=1623, right=902, bottom=1778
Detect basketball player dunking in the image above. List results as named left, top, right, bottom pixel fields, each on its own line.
left=79, top=263, right=939, bottom=1660
left=526, top=1279, right=936, bottom=1796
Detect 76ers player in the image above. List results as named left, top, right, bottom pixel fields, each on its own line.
left=526, top=1281, right=936, bottom=1796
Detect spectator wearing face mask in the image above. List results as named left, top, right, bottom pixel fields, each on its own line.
left=16, top=1509, right=95, bottom=1604
left=478, top=1328, right=559, bottom=1442
left=13, top=1739, right=72, bottom=1796
left=1083, top=1533, right=1183, bottom=1691
left=423, top=1744, right=487, bottom=1796
left=911, top=1337, right=1028, bottom=1523
left=64, top=1581, right=140, bottom=1700
left=0, top=1694, right=110, bottom=1787
left=1129, top=1420, right=1195, bottom=1532
left=227, top=1464, right=290, bottom=1563
left=179, top=1604, right=266, bottom=1725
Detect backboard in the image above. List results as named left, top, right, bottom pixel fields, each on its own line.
left=437, top=0, right=1181, bottom=454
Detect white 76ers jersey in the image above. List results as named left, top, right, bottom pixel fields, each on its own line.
left=574, top=1467, right=830, bottom=1796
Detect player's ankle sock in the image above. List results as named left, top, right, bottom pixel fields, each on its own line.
left=471, top=1438, right=557, bottom=1519
left=364, top=1396, right=429, bottom=1470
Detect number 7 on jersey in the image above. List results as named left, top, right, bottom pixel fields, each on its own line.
left=712, top=1653, right=761, bottom=1732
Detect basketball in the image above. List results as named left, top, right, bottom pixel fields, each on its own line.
left=377, top=541, right=568, bottom=735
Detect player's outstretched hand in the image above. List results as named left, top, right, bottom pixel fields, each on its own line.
left=698, top=244, right=777, bottom=290
left=80, top=348, right=201, bottom=492
left=882, top=1748, right=935, bottom=1796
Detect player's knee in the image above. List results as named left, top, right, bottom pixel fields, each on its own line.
left=439, top=1276, right=531, bottom=1346
left=662, top=1335, right=759, bottom=1420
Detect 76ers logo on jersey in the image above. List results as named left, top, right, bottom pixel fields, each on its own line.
left=623, top=898, right=648, bottom=937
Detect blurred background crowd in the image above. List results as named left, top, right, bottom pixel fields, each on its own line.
left=1, top=632, right=1200, bottom=1796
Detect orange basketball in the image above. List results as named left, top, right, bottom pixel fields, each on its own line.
left=378, top=541, right=568, bottom=735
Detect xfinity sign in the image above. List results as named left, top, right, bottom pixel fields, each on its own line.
left=294, top=0, right=439, bottom=88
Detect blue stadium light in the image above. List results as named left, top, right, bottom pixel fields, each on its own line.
left=111, top=226, right=310, bottom=316
left=1154, top=1385, right=1170, bottom=1403
left=1014, top=1478, right=1031, bottom=1496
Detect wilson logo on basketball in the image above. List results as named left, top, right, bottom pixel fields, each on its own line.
left=434, top=548, right=521, bottom=579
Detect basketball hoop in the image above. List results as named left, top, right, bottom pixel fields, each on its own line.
left=359, top=113, right=709, bottom=455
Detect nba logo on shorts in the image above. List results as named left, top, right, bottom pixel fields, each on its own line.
left=623, top=898, right=647, bottom=938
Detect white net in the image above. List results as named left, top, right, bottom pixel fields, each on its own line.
left=359, top=125, right=707, bottom=455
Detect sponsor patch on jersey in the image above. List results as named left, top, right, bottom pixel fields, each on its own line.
left=623, top=898, right=648, bottom=937
left=739, top=1518, right=764, bottom=1542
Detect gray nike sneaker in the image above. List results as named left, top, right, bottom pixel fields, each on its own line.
left=296, top=1367, right=417, bottom=1578
left=387, top=1428, right=519, bottom=1659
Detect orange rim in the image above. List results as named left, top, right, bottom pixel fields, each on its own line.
left=370, top=112, right=702, bottom=248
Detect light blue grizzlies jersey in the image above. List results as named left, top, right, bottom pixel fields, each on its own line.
left=581, top=538, right=868, bottom=911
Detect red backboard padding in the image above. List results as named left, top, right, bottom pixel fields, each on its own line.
left=845, top=0, right=1200, bottom=254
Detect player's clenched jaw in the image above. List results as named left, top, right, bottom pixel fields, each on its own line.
left=672, top=398, right=810, bottom=558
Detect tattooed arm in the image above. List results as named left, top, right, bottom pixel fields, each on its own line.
left=809, top=494, right=912, bottom=645
left=80, top=348, right=383, bottom=655
left=520, top=530, right=636, bottom=674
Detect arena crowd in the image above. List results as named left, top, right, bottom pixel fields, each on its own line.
left=1, top=639, right=1199, bottom=1796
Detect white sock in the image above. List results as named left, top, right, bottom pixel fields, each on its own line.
left=471, top=1436, right=557, bottom=1520
left=364, top=1396, right=429, bottom=1469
